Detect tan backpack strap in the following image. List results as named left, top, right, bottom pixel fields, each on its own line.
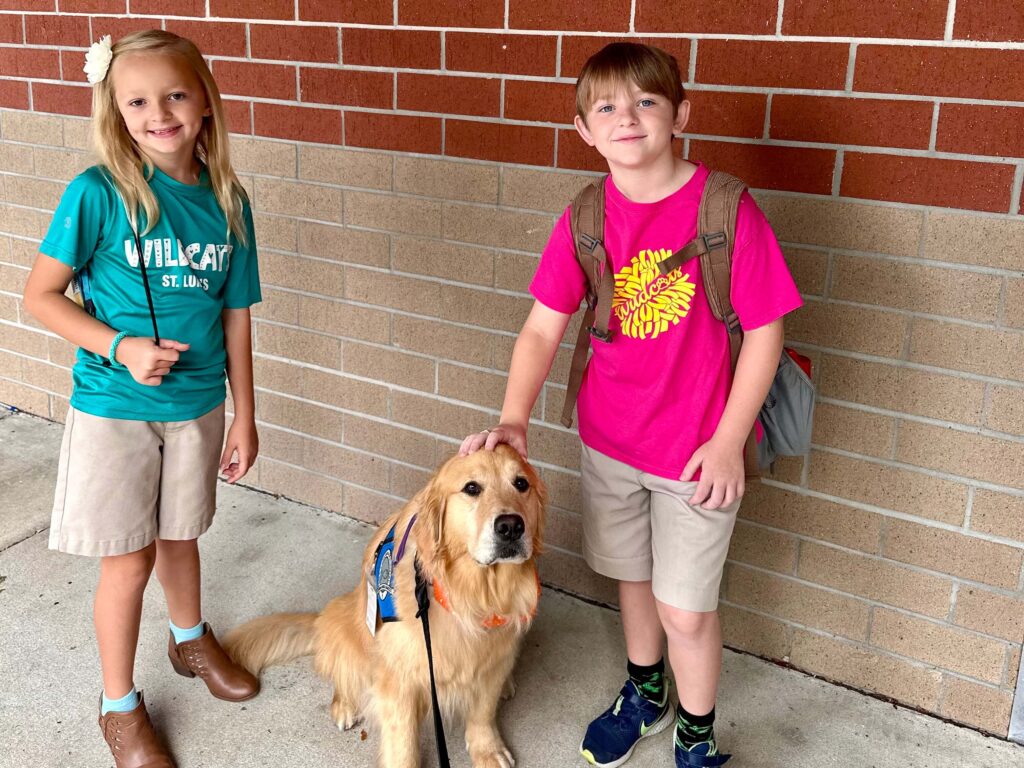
left=562, top=177, right=610, bottom=428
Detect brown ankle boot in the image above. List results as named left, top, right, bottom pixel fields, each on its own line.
left=98, top=692, right=175, bottom=768
left=168, top=623, right=260, bottom=702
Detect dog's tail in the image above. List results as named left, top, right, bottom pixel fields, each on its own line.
left=222, top=612, right=318, bottom=675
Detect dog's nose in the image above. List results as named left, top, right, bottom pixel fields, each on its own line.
left=494, top=514, right=525, bottom=543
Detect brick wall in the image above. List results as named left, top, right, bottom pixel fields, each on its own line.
left=1, top=0, right=1022, bottom=739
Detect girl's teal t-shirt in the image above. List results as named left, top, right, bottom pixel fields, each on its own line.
left=40, top=166, right=261, bottom=422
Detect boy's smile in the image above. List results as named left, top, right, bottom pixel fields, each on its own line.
left=574, top=83, right=690, bottom=174
left=110, top=52, right=211, bottom=180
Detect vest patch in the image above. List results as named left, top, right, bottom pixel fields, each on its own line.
left=373, top=526, right=400, bottom=623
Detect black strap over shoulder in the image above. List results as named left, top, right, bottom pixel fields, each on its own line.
left=414, top=557, right=451, bottom=768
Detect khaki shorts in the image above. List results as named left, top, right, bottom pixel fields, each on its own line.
left=49, top=404, right=226, bottom=557
left=580, top=444, right=741, bottom=612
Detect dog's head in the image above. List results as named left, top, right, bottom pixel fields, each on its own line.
left=418, top=444, right=547, bottom=567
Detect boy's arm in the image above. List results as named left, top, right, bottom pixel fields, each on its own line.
left=680, top=317, right=784, bottom=509
left=22, top=253, right=189, bottom=386
left=459, top=300, right=571, bottom=458
left=220, top=307, right=257, bottom=483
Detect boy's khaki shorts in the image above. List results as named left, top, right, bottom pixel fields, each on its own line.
left=580, top=444, right=741, bottom=612
left=49, top=403, right=225, bottom=557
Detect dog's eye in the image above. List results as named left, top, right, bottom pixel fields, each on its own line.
left=512, top=476, right=530, bottom=493
left=462, top=481, right=482, bottom=496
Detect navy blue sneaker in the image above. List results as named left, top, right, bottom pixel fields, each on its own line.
left=579, top=679, right=672, bottom=767
left=674, top=734, right=731, bottom=767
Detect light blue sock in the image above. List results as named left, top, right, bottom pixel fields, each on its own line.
left=169, top=619, right=205, bottom=644
left=101, top=687, right=140, bottom=715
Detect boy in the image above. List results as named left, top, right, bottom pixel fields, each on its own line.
left=461, top=43, right=801, bottom=767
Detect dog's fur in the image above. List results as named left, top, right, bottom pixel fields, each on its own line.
left=224, top=445, right=547, bottom=768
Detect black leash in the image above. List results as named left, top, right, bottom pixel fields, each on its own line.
left=130, top=227, right=160, bottom=345
left=414, top=557, right=450, bottom=768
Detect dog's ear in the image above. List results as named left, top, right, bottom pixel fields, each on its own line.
left=418, top=476, right=448, bottom=560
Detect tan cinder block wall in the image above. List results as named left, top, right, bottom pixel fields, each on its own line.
left=2, top=3, right=1023, bottom=740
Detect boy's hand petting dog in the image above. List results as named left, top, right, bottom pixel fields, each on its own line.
left=680, top=434, right=745, bottom=509
left=459, top=422, right=529, bottom=459
left=116, top=337, right=190, bottom=387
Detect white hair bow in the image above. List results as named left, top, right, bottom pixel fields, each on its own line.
left=84, top=35, right=113, bottom=84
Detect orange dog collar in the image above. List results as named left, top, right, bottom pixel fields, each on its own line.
left=431, top=567, right=541, bottom=629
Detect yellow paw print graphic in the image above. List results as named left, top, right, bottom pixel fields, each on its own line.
left=612, top=249, right=696, bottom=340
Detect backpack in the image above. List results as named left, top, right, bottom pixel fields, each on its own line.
left=561, top=170, right=815, bottom=478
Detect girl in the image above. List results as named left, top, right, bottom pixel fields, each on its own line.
left=23, top=30, right=262, bottom=767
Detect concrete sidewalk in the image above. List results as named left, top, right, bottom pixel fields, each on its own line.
left=1, top=409, right=1021, bottom=768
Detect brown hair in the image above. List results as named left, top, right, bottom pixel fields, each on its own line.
left=575, top=42, right=686, bottom=122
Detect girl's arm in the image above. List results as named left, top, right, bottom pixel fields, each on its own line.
left=459, top=300, right=572, bottom=458
left=680, top=317, right=784, bottom=509
left=220, top=306, right=257, bottom=483
left=22, top=254, right=188, bottom=385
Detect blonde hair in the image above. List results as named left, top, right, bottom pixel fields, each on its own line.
left=576, top=43, right=686, bottom=123
left=91, top=29, right=248, bottom=244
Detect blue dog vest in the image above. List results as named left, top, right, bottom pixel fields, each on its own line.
left=373, top=527, right=400, bottom=623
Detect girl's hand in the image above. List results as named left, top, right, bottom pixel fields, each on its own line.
left=680, top=435, right=745, bottom=509
left=116, top=337, right=190, bottom=386
left=459, top=422, right=528, bottom=458
left=220, top=417, right=258, bottom=483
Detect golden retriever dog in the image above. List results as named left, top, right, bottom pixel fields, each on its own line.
left=224, top=444, right=546, bottom=768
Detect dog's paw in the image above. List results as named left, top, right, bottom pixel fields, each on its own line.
left=501, top=676, right=516, bottom=700
left=472, top=747, right=515, bottom=768
left=331, top=698, right=362, bottom=731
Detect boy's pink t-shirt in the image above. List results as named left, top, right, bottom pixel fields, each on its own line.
left=530, top=164, right=803, bottom=480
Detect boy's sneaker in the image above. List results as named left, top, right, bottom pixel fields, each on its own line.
left=674, top=736, right=731, bottom=767
left=579, top=679, right=672, bottom=768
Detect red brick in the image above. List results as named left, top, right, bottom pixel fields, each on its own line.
left=26, top=14, right=89, bottom=46
left=33, top=82, right=91, bottom=116
left=0, top=78, right=30, bottom=109
left=685, top=90, right=767, bottom=139
left=509, top=0, right=631, bottom=31
left=0, top=0, right=51, bottom=10
left=301, top=67, right=392, bottom=110
left=0, top=47, right=59, bottom=79
left=937, top=104, right=1024, bottom=158
left=561, top=36, right=692, bottom=79
left=558, top=128, right=614, bottom=172
left=841, top=154, right=1015, bottom=213
left=214, top=61, right=297, bottom=100
left=399, top=3, right=505, bottom=28
left=345, top=112, right=442, bottom=154
left=301, top=0, right=392, bottom=24
left=505, top=79, right=575, bottom=123
left=445, top=120, right=555, bottom=166
left=447, top=32, right=557, bottom=77
left=342, top=29, right=440, bottom=69
left=954, top=0, right=1024, bottom=42
left=133, top=0, right=203, bottom=15
left=210, top=0, right=293, bottom=20
left=855, top=46, right=1024, bottom=101
left=91, top=16, right=161, bottom=43
left=698, top=40, right=848, bottom=90
left=252, top=24, right=339, bottom=63
left=637, top=0, right=777, bottom=34
left=59, top=0, right=125, bottom=11
left=689, top=140, right=836, bottom=195
left=0, top=13, right=22, bottom=43
left=255, top=102, right=341, bottom=144
left=223, top=99, right=252, bottom=134
left=163, top=20, right=247, bottom=57
left=783, top=0, right=947, bottom=38
left=771, top=95, right=932, bottom=149
left=398, top=73, right=501, bottom=118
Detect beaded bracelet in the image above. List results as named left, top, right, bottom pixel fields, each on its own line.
left=108, top=330, right=128, bottom=367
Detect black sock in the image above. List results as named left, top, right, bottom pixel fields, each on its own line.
left=626, top=658, right=666, bottom=704
left=675, top=705, right=717, bottom=752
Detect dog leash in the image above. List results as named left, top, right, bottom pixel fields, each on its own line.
left=414, top=556, right=451, bottom=768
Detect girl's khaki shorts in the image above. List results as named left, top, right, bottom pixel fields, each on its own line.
left=49, top=403, right=225, bottom=557
left=580, top=444, right=741, bottom=612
